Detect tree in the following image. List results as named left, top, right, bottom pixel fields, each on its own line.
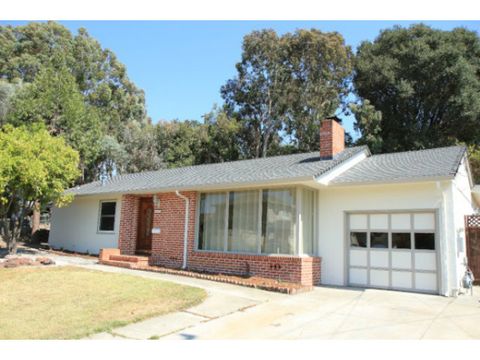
left=0, top=124, right=80, bottom=254
left=0, top=80, right=20, bottom=126
left=222, top=30, right=288, bottom=158
left=7, top=66, right=102, bottom=182
left=282, top=29, right=353, bottom=152
left=353, top=24, right=480, bottom=154
left=221, top=29, right=353, bottom=158
left=197, top=106, right=241, bottom=163
left=120, top=121, right=163, bottom=174
left=0, top=22, right=152, bottom=181
left=155, top=120, right=204, bottom=168
left=0, top=22, right=148, bottom=133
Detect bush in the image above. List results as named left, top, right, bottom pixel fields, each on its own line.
left=31, top=229, right=49, bottom=244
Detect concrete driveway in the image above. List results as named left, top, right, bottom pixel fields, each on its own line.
left=83, top=263, right=480, bottom=340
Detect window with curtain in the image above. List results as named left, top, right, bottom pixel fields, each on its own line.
left=301, top=189, right=315, bottom=254
left=261, top=189, right=297, bottom=255
left=227, top=190, right=259, bottom=253
left=197, top=187, right=311, bottom=256
left=197, top=193, right=226, bottom=251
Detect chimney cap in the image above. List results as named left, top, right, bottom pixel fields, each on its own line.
left=323, top=115, right=342, bottom=124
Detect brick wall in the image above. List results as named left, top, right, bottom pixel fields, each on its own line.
left=320, top=118, right=345, bottom=159
left=145, top=190, right=322, bottom=286
left=118, top=194, right=140, bottom=255
left=149, top=191, right=197, bottom=268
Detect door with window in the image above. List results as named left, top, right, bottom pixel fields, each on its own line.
left=136, top=197, right=154, bottom=252
left=347, top=211, right=438, bottom=293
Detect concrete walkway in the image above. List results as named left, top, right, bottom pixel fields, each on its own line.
left=9, top=250, right=477, bottom=340
left=77, top=263, right=480, bottom=340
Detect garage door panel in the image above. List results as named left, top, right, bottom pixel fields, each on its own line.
left=349, top=268, right=367, bottom=286
left=391, top=251, right=411, bottom=269
left=391, top=214, right=410, bottom=230
left=415, top=273, right=437, bottom=292
left=370, top=250, right=389, bottom=268
left=413, top=213, right=435, bottom=231
left=349, top=249, right=367, bottom=267
left=350, top=214, right=367, bottom=229
left=370, top=269, right=389, bottom=287
left=348, top=212, right=438, bottom=294
left=370, top=214, right=388, bottom=230
left=392, top=271, right=413, bottom=289
left=414, top=252, right=436, bottom=271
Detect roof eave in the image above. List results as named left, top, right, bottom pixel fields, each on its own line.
left=70, top=175, right=316, bottom=197
left=327, top=175, right=455, bottom=188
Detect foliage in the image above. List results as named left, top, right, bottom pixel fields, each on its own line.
left=155, top=120, right=204, bottom=168
left=222, top=29, right=353, bottom=157
left=0, top=22, right=147, bottom=132
left=353, top=24, right=480, bottom=154
left=0, top=124, right=79, bottom=253
left=197, top=106, right=241, bottom=163
left=0, top=21, right=149, bottom=182
left=0, top=80, right=20, bottom=125
left=282, top=29, right=353, bottom=152
left=120, top=121, right=163, bottom=174
left=349, top=100, right=383, bottom=153
left=468, top=145, right=480, bottom=184
left=7, top=66, right=102, bottom=181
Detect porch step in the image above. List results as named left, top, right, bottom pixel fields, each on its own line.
left=108, top=254, right=149, bottom=266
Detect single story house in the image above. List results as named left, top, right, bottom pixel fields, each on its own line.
left=49, top=118, right=479, bottom=296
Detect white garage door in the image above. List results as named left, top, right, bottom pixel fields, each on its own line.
left=347, top=212, right=439, bottom=294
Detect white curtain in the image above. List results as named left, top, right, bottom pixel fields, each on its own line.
left=301, top=189, right=314, bottom=255
left=262, top=189, right=296, bottom=255
left=228, top=190, right=259, bottom=253
left=199, top=193, right=226, bottom=251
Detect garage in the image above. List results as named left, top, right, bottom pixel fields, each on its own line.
left=347, top=211, right=439, bottom=294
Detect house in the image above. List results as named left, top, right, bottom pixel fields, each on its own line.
left=49, top=118, right=478, bottom=296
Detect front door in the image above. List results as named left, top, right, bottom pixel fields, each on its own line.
left=136, top=197, right=154, bottom=252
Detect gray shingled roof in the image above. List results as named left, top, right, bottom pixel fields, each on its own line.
left=331, top=146, right=467, bottom=185
left=70, top=146, right=368, bottom=196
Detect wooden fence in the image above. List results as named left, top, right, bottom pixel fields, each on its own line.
left=465, top=215, right=480, bottom=284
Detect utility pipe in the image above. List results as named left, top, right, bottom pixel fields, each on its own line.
left=175, top=191, right=190, bottom=269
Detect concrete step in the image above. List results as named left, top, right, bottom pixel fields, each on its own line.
left=109, top=254, right=149, bottom=265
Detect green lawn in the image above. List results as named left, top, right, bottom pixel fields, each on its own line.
left=0, top=266, right=206, bottom=339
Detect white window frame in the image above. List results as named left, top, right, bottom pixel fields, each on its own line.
left=195, top=186, right=317, bottom=256
left=97, top=200, right=117, bottom=234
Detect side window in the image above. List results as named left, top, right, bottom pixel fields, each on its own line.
left=99, top=201, right=116, bottom=232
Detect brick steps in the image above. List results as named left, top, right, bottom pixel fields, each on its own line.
left=109, top=254, right=149, bottom=266
left=98, top=248, right=150, bottom=269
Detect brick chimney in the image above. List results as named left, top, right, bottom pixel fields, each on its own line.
left=320, top=116, right=345, bottom=159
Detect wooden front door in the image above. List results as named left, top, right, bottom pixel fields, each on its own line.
left=136, top=197, right=154, bottom=252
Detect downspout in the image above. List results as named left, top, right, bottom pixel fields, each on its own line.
left=175, top=191, right=189, bottom=269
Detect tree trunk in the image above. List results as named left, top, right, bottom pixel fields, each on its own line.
left=31, top=201, right=40, bottom=236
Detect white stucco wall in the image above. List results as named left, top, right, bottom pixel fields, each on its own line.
left=49, top=195, right=122, bottom=255
left=451, top=157, right=475, bottom=289
left=316, top=181, right=455, bottom=295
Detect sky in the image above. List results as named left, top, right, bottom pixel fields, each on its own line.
left=1, top=20, right=479, bottom=137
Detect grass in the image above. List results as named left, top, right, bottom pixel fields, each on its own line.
left=0, top=266, right=206, bottom=339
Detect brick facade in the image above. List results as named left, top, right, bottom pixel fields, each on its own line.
left=320, top=118, right=345, bottom=159
left=117, top=191, right=321, bottom=286
left=118, top=194, right=140, bottom=255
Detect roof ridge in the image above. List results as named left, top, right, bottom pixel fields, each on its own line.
left=109, top=146, right=366, bottom=180
left=368, top=145, right=465, bottom=159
